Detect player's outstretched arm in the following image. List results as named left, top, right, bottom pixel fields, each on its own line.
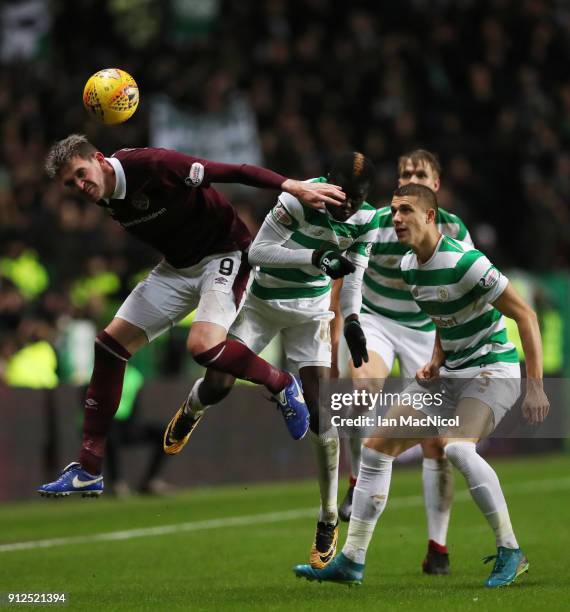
left=281, top=178, right=345, bottom=210
left=172, top=155, right=344, bottom=208
left=492, top=283, right=550, bottom=424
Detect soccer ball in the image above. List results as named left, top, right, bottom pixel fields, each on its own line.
left=83, top=68, right=139, bottom=125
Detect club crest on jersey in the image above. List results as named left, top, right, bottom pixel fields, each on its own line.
left=437, top=286, right=449, bottom=301
left=131, top=192, right=150, bottom=211
left=480, top=267, right=500, bottom=289
left=338, top=237, right=352, bottom=250
left=271, top=202, right=293, bottom=226
left=185, top=162, right=205, bottom=187
left=365, top=243, right=372, bottom=257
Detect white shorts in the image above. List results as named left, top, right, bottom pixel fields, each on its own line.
left=404, top=361, right=521, bottom=429
left=116, top=251, right=250, bottom=342
left=340, top=312, right=435, bottom=377
left=230, top=292, right=334, bottom=372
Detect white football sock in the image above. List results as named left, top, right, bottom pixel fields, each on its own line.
left=422, top=457, right=454, bottom=546
left=183, top=378, right=210, bottom=418
left=342, top=446, right=394, bottom=564
left=445, top=442, right=518, bottom=549
left=309, top=428, right=339, bottom=524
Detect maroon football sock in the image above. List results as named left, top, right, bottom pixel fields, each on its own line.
left=428, top=539, right=448, bottom=554
left=194, top=340, right=290, bottom=394
left=78, top=331, right=131, bottom=475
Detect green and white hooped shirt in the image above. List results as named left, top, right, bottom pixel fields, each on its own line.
left=362, top=206, right=471, bottom=331
left=251, top=178, right=380, bottom=301
left=400, top=235, right=518, bottom=370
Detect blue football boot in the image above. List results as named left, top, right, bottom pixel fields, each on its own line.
left=294, top=552, right=364, bottom=586
left=38, top=462, right=104, bottom=498
left=484, top=546, right=529, bottom=588
left=273, top=374, right=310, bottom=440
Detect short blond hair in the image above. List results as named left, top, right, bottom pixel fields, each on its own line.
left=45, top=134, right=97, bottom=178
left=397, top=149, right=441, bottom=179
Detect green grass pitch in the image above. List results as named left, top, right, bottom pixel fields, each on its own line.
left=1, top=454, right=569, bottom=611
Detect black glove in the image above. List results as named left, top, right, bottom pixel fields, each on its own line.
left=344, top=319, right=369, bottom=368
left=312, top=249, right=356, bottom=280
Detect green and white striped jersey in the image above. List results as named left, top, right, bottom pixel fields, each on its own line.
left=362, top=206, right=472, bottom=331
left=251, top=178, right=380, bottom=301
left=400, top=235, right=518, bottom=370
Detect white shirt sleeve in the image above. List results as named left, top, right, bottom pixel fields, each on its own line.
left=264, top=192, right=305, bottom=239
left=248, top=217, right=315, bottom=268
left=460, top=252, right=508, bottom=304
left=339, top=252, right=366, bottom=318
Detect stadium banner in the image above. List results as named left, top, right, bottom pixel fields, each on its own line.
left=319, top=378, right=569, bottom=439
left=149, top=94, right=262, bottom=165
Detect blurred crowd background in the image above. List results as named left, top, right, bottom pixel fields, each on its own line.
left=1, top=0, right=569, bottom=389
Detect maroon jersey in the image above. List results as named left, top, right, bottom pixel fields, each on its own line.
left=100, top=148, right=286, bottom=268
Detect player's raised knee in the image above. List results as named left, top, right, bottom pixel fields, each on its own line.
left=186, top=322, right=227, bottom=358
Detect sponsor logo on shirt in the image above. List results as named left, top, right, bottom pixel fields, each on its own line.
left=122, top=207, right=167, bottom=227
left=479, top=267, right=500, bottom=290
left=185, top=162, right=205, bottom=186
left=432, top=316, right=458, bottom=328
left=271, top=202, right=293, bottom=226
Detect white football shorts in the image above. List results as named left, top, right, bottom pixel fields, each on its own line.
left=230, top=291, right=334, bottom=372
left=115, top=251, right=249, bottom=342
left=404, top=361, right=521, bottom=429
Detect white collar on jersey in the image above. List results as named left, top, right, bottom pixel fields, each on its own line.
left=417, top=233, right=445, bottom=267
left=105, top=156, right=126, bottom=200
